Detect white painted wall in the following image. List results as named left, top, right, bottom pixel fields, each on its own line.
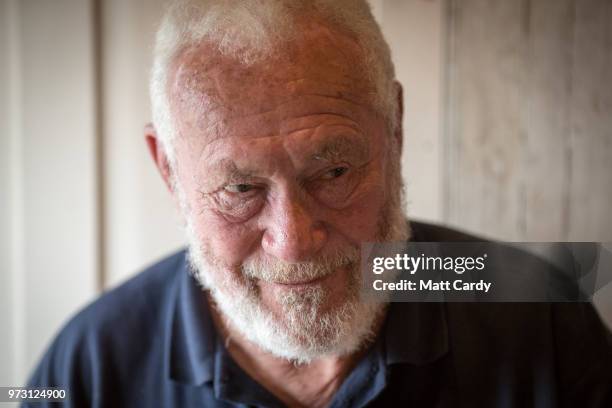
left=379, top=0, right=444, bottom=223
left=101, top=0, right=185, bottom=288
left=0, top=0, right=99, bottom=386
left=1, top=0, right=610, bottom=389
left=0, top=0, right=16, bottom=388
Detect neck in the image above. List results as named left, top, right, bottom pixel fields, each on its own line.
left=207, top=294, right=385, bottom=408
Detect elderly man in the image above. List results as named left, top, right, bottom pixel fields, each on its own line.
left=28, top=0, right=612, bottom=407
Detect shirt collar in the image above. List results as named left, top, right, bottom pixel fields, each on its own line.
left=165, top=251, right=450, bottom=386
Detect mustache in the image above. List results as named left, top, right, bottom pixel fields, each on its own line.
left=241, top=247, right=360, bottom=285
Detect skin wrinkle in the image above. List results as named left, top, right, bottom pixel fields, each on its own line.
left=151, top=2, right=400, bottom=165
left=192, top=125, right=344, bottom=182
left=177, top=116, right=382, bottom=252
left=195, top=139, right=372, bottom=221
left=200, top=92, right=375, bottom=122
left=169, top=27, right=376, bottom=131
left=156, top=19, right=408, bottom=408
left=308, top=133, right=369, bottom=163
left=176, top=92, right=373, bottom=144
left=184, top=127, right=382, bottom=262
left=170, top=43, right=377, bottom=152
left=280, top=116, right=360, bottom=136
left=201, top=122, right=367, bottom=175
left=146, top=5, right=410, bottom=405
left=189, top=113, right=371, bottom=197
left=198, top=147, right=361, bottom=194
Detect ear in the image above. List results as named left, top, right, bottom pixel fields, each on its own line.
left=145, top=123, right=174, bottom=193
left=393, top=80, right=404, bottom=152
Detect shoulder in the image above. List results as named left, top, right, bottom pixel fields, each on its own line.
left=444, top=301, right=612, bottom=402
left=407, top=221, right=612, bottom=402
left=66, top=249, right=186, bottom=339
left=409, top=220, right=484, bottom=242
left=27, top=250, right=187, bottom=397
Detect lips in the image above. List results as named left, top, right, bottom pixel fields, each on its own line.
left=242, top=252, right=358, bottom=287
left=271, top=274, right=330, bottom=286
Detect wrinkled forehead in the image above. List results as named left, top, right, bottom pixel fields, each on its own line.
left=167, top=22, right=376, bottom=122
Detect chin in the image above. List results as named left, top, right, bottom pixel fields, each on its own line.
left=215, top=268, right=384, bottom=362
left=182, top=208, right=402, bottom=362
left=247, top=291, right=384, bottom=363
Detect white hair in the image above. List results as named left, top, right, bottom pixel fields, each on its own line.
left=150, top=0, right=397, bottom=164
left=177, top=136, right=410, bottom=362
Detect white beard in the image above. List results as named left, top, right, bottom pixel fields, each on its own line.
left=180, top=147, right=409, bottom=363
left=185, top=223, right=390, bottom=363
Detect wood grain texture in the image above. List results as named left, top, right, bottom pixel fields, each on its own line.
left=523, top=0, right=574, bottom=240
left=446, top=0, right=529, bottom=240
left=446, top=0, right=612, bottom=241
left=566, top=0, right=612, bottom=240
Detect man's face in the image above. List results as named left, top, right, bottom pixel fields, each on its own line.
left=165, top=25, right=407, bottom=360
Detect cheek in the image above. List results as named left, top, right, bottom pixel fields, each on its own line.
left=175, top=169, right=262, bottom=267
left=191, top=213, right=262, bottom=267
left=329, top=180, right=388, bottom=244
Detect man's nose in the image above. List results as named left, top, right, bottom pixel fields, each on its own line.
left=261, top=193, right=327, bottom=262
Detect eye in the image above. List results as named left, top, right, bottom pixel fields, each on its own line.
left=322, top=166, right=349, bottom=180
left=215, top=183, right=264, bottom=222
left=224, top=184, right=256, bottom=193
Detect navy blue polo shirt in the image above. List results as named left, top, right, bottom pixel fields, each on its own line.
left=27, top=222, right=612, bottom=407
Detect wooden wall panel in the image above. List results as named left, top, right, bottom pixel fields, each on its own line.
left=446, top=0, right=529, bottom=240
left=381, top=0, right=444, bottom=222
left=101, top=0, right=186, bottom=289
left=0, top=0, right=17, bottom=387
left=567, top=0, right=612, bottom=240
left=523, top=0, right=574, bottom=240
left=446, top=0, right=612, bottom=242
left=0, top=0, right=99, bottom=385
left=1, top=0, right=609, bottom=388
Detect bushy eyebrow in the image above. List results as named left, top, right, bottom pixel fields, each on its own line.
left=200, top=134, right=371, bottom=191
left=220, top=159, right=257, bottom=179
left=199, top=159, right=255, bottom=191
left=309, top=135, right=370, bottom=164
